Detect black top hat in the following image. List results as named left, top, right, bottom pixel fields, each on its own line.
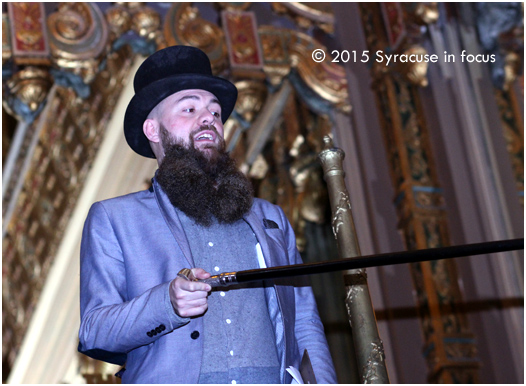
left=124, top=45, right=238, bottom=158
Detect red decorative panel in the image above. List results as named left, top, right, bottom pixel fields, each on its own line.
left=221, top=10, right=263, bottom=70
left=7, top=3, right=49, bottom=64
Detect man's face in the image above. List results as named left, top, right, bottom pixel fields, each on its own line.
left=154, top=89, right=224, bottom=157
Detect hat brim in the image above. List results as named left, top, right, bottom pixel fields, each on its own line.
left=124, top=73, right=237, bottom=158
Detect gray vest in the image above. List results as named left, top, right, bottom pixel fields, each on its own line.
left=179, top=211, right=281, bottom=384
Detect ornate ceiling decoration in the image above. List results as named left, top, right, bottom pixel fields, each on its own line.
left=3, top=2, right=349, bottom=126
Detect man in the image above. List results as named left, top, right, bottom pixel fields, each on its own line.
left=78, top=45, right=336, bottom=384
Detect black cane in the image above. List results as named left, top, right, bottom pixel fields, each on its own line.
left=178, top=238, right=523, bottom=287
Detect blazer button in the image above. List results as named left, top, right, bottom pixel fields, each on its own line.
left=160, top=324, right=166, bottom=331
left=155, top=326, right=162, bottom=334
left=191, top=331, right=200, bottom=340
left=147, top=331, right=153, bottom=337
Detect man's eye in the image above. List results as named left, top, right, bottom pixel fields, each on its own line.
left=212, top=112, right=221, bottom=117
left=183, top=108, right=194, bottom=113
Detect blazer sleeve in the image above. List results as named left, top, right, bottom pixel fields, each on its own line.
left=78, top=202, right=189, bottom=364
left=278, top=207, right=338, bottom=384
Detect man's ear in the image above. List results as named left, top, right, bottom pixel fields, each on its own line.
left=143, top=119, right=160, bottom=143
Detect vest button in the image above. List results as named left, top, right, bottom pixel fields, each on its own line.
left=191, top=331, right=200, bottom=340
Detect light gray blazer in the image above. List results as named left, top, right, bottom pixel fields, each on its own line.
left=78, top=177, right=337, bottom=383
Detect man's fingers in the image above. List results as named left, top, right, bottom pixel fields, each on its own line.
left=191, top=268, right=211, bottom=280
left=176, top=302, right=208, bottom=318
left=169, top=271, right=211, bottom=318
left=176, top=276, right=211, bottom=293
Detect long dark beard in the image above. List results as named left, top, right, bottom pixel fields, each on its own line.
left=156, top=129, right=254, bottom=227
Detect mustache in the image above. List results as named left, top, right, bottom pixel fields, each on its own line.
left=189, top=124, right=220, bottom=138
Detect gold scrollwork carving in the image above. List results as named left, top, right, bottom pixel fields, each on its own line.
left=257, top=26, right=350, bottom=112
left=47, top=3, right=109, bottom=83
left=164, top=3, right=227, bottom=73
left=290, top=31, right=350, bottom=113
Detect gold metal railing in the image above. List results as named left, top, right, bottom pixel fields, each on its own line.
left=318, top=135, right=390, bottom=384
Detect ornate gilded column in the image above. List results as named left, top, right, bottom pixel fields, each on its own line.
left=359, top=4, right=479, bottom=383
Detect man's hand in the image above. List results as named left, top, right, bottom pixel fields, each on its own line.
left=169, top=268, right=211, bottom=318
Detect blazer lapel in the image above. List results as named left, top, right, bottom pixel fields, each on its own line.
left=152, top=177, right=195, bottom=268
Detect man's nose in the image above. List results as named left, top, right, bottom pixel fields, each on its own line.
left=199, top=109, right=215, bottom=125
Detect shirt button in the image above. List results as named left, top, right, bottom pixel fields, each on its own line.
left=214, top=266, right=220, bottom=272
left=231, top=381, right=237, bottom=384
left=208, top=242, right=214, bottom=246
left=220, top=291, right=226, bottom=297
left=230, top=350, right=234, bottom=356
left=226, top=319, right=231, bottom=324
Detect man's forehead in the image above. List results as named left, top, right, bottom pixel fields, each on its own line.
left=168, top=89, right=220, bottom=104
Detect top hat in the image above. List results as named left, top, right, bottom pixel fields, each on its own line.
left=124, top=45, right=238, bottom=158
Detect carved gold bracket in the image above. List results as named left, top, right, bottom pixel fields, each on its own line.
left=164, top=3, right=228, bottom=73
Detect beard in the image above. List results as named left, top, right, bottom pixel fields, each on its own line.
left=156, top=125, right=254, bottom=227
